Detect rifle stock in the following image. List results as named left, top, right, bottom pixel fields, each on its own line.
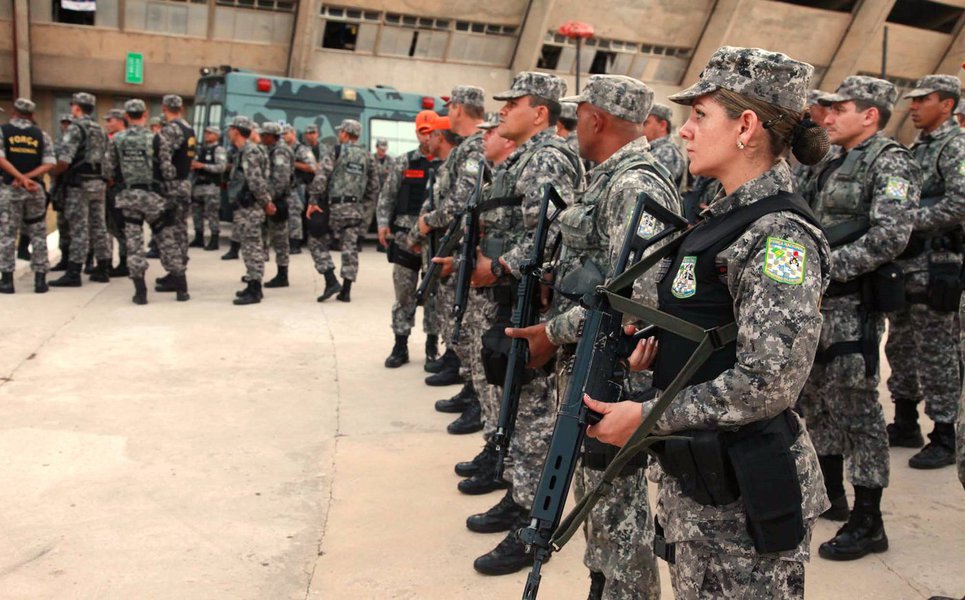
left=451, top=160, right=487, bottom=342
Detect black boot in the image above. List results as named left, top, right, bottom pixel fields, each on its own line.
left=819, top=485, right=888, bottom=561
left=264, top=265, right=289, bottom=288
left=221, top=241, right=240, bottom=260
left=189, top=230, right=205, bottom=248
left=289, top=238, right=301, bottom=254
left=467, top=489, right=526, bottom=533
left=89, top=259, right=111, bottom=283
left=34, top=272, right=48, bottom=294
left=455, top=439, right=496, bottom=477
left=233, top=280, right=262, bottom=305
left=50, top=254, right=69, bottom=272
left=425, top=348, right=464, bottom=386
left=110, top=254, right=129, bottom=277
left=424, top=334, right=439, bottom=370
left=458, top=469, right=510, bottom=495
left=473, top=518, right=537, bottom=575
left=204, top=236, right=220, bottom=251
left=132, top=277, right=148, bottom=305
left=909, top=423, right=956, bottom=469
left=425, top=346, right=451, bottom=374
left=384, top=335, right=410, bottom=368
left=317, top=269, right=342, bottom=302
left=48, top=262, right=82, bottom=287
left=83, top=251, right=94, bottom=274
left=448, top=399, right=483, bottom=435
left=818, top=455, right=850, bottom=521
left=155, top=272, right=178, bottom=292
left=17, top=236, right=31, bottom=261
left=436, top=381, right=476, bottom=414
left=175, top=274, right=190, bottom=302
left=145, top=239, right=160, bottom=259
left=587, top=571, right=606, bottom=600
left=336, top=279, right=352, bottom=302
left=0, top=272, right=13, bottom=294
left=887, top=398, right=924, bottom=448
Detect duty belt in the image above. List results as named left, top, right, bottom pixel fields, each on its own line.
left=330, top=195, right=359, bottom=205
left=824, top=279, right=861, bottom=297
left=128, top=183, right=162, bottom=193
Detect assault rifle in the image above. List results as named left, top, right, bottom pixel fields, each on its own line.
left=518, top=193, right=689, bottom=600
left=425, top=169, right=439, bottom=260
left=450, top=160, right=487, bottom=342
left=492, top=184, right=567, bottom=480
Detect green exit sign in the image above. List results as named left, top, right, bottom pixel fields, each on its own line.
left=125, top=52, right=144, bottom=85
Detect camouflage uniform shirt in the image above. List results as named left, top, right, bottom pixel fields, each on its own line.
left=649, top=135, right=686, bottom=188
left=229, top=140, right=271, bottom=207
left=156, top=118, right=194, bottom=196
left=423, top=132, right=485, bottom=230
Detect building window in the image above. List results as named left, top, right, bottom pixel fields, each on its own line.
left=538, top=31, right=691, bottom=85
left=0, top=0, right=13, bottom=19
left=214, top=0, right=295, bottom=44
left=767, top=0, right=858, bottom=11
left=317, top=5, right=518, bottom=66
left=887, top=0, right=962, bottom=33
left=52, top=0, right=94, bottom=25
left=126, top=0, right=206, bottom=36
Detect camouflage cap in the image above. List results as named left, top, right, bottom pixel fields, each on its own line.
left=336, top=119, right=362, bottom=137
left=303, top=124, right=319, bottom=134
left=261, top=121, right=283, bottom=136
left=59, top=113, right=73, bottom=123
left=494, top=72, right=567, bottom=103
left=649, top=102, right=673, bottom=124
left=560, top=101, right=578, bottom=122
left=446, top=86, right=486, bottom=110
left=162, top=94, right=184, bottom=109
left=669, top=46, right=813, bottom=113
left=375, top=137, right=389, bottom=148
left=561, top=75, right=653, bottom=123
left=124, top=99, right=147, bottom=114
left=820, top=75, right=897, bottom=111
left=282, top=123, right=296, bottom=134
left=104, top=108, right=126, bottom=121
left=148, top=116, right=163, bottom=126
left=806, top=89, right=831, bottom=106
left=13, top=98, right=36, bottom=114
left=204, top=125, right=221, bottom=136
left=477, top=113, right=501, bottom=131
left=903, top=74, right=961, bottom=100
left=956, top=103, right=965, bottom=117
left=71, top=92, right=96, bottom=107
left=228, top=115, right=254, bottom=132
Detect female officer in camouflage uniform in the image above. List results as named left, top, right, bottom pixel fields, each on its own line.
left=583, top=47, right=832, bottom=598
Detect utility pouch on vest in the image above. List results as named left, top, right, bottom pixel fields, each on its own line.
left=926, top=261, right=962, bottom=312
left=652, top=431, right=739, bottom=507
left=869, top=262, right=905, bottom=313
left=727, top=410, right=805, bottom=554
left=558, top=260, right=605, bottom=302
left=268, top=197, right=289, bottom=223
left=480, top=238, right=507, bottom=262
left=481, top=317, right=517, bottom=386
left=387, top=241, right=422, bottom=271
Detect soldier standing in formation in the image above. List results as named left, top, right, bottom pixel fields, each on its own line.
left=190, top=125, right=227, bottom=251
left=378, top=116, right=439, bottom=369
left=104, top=99, right=187, bottom=304
left=49, top=92, right=110, bottom=287
left=284, top=123, right=314, bottom=255
left=307, top=119, right=379, bottom=303
left=643, top=102, right=686, bottom=189
left=50, top=113, right=73, bottom=273
left=885, top=74, right=965, bottom=470
left=0, top=98, right=54, bottom=294
left=103, top=108, right=130, bottom=278
left=799, top=76, right=918, bottom=559
left=261, top=121, right=295, bottom=289
left=226, top=116, right=275, bottom=306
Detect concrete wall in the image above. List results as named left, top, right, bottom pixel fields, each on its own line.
left=548, top=0, right=712, bottom=48
left=333, top=0, right=526, bottom=25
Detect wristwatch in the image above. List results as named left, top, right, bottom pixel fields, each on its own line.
left=491, top=257, right=506, bottom=279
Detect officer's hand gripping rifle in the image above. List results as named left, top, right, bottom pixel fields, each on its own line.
left=492, top=184, right=567, bottom=480
left=451, top=160, right=487, bottom=342
left=415, top=212, right=464, bottom=306
left=518, top=193, right=689, bottom=600
left=425, top=169, right=439, bottom=260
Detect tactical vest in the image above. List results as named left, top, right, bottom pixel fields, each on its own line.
left=294, top=143, right=315, bottom=185
left=328, top=143, right=369, bottom=202
left=70, top=116, right=107, bottom=177
left=269, top=142, right=294, bottom=196
left=115, top=127, right=156, bottom=188
left=1, top=123, right=44, bottom=184
left=653, top=192, right=821, bottom=390
left=913, top=128, right=961, bottom=203
left=227, top=144, right=253, bottom=207
left=194, top=144, right=221, bottom=185
left=397, top=151, right=433, bottom=216
left=900, top=128, right=965, bottom=258
left=815, top=135, right=902, bottom=229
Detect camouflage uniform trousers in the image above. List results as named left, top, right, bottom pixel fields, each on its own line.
left=958, top=293, right=965, bottom=488
left=560, top=366, right=660, bottom=599
left=885, top=261, right=961, bottom=424
left=235, top=205, right=266, bottom=282
left=799, top=298, right=890, bottom=488
left=466, top=289, right=502, bottom=439
left=119, top=189, right=184, bottom=279
left=420, top=246, right=442, bottom=338
left=56, top=209, right=70, bottom=257
left=266, top=215, right=290, bottom=268
left=435, top=275, right=472, bottom=378
left=389, top=231, right=423, bottom=336
left=191, top=184, right=221, bottom=237
left=288, top=186, right=305, bottom=241
left=308, top=212, right=360, bottom=281
left=668, top=540, right=805, bottom=600
left=508, top=374, right=555, bottom=510
left=64, top=179, right=108, bottom=264
left=105, top=186, right=126, bottom=257
left=164, top=180, right=191, bottom=263
left=0, top=185, right=49, bottom=273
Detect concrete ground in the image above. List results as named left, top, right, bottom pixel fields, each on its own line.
left=0, top=239, right=963, bottom=600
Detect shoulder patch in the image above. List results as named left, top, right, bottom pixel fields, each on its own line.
left=763, top=237, right=806, bottom=285
left=959, top=160, right=965, bottom=177
left=671, top=256, right=698, bottom=299
left=464, top=159, right=480, bottom=177
left=885, top=177, right=910, bottom=200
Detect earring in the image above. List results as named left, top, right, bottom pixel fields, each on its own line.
left=737, top=139, right=745, bottom=150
